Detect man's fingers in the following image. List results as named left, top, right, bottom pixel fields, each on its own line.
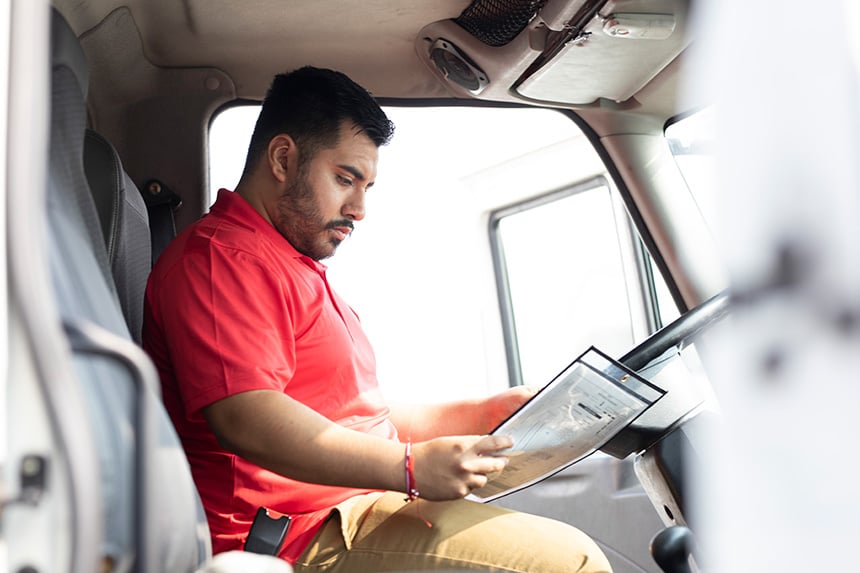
left=470, top=473, right=490, bottom=491
left=467, top=460, right=508, bottom=491
left=468, top=434, right=513, bottom=475
left=416, top=436, right=516, bottom=499
left=464, top=454, right=508, bottom=475
left=474, top=434, right=513, bottom=455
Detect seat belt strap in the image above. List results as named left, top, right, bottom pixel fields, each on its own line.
left=141, top=179, right=182, bottom=265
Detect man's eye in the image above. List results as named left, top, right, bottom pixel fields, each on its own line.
left=337, top=175, right=353, bottom=186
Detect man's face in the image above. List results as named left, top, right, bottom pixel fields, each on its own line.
left=274, top=124, right=379, bottom=260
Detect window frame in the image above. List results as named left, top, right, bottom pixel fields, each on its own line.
left=489, top=175, right=660, bottom=388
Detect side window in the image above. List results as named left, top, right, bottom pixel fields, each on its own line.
left=491, top=178, right=660, bottom=387
left=209, top=105, right=259, bottom=198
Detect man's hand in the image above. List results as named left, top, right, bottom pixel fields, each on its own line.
left=411, top=434, right=513, bottom=500
left=479, top=385, right=539, bottom=433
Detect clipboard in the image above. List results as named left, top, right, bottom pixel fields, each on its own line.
left=470, top=346, right=665, bottom=502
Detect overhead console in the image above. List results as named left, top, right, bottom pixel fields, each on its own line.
left=415, top=0, right=691, bottom=107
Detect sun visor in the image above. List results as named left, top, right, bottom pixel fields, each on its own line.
left=515, top=2, right=690, bottom=105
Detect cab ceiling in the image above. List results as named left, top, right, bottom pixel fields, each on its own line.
left=52, top=0, right=694, bottom=133
left=53, top=0, right=468, bottom=100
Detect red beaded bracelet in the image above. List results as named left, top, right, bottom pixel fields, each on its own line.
left=404, top=441, right=419, bottom=501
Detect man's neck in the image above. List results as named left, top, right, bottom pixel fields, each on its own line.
left=235, top=178, right=276, bottom=227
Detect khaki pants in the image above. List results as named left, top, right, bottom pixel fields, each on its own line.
left=294, top=492, right=612, bottom=573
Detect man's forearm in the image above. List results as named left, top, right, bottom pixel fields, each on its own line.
left=389, top=385, right=538, bottom=441
left=204, top=389, right=405, bottom=491
left=389, top=400, right=491, bottom=441
left=203, top=388, right=515, bottom=500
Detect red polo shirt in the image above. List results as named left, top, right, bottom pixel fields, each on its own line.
left=143, top=189, right=398, bottom=563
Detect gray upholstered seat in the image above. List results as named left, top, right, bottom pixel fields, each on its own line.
left=48, top=9, right=289, bottom=572
left=83, top=129, right=152, bottom=344
left=48, top=8, right=210, bottom=571
left=46, top=10, right=291, bottom=573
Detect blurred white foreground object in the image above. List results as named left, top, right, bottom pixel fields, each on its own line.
left=686, top=0, right=860, bottom=570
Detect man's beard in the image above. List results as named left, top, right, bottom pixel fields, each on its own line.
left=275, top=169, right=353, bottom=261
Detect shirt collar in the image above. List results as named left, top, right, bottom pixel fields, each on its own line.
left=212, top=188, right=328, bottom=272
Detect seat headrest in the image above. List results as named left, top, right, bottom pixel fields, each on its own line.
left=51, top=8, right=88, bottom=100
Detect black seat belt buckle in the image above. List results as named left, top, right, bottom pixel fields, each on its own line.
left=244, top=507, right=292, bottom=556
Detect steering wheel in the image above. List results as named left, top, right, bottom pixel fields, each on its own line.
left=598, top=289, right=731, bottom=459
left=620, top=289, right=731, bottom=372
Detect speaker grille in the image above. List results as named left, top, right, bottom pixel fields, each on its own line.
left=429, top=39, right=489, bottom=94
left=454, top=0, right=548, bottom=47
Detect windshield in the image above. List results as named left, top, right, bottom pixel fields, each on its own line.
left=665, top=108, right=716, bottom=233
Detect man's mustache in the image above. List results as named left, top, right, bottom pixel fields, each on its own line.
left=326, top=220, right=354, bottom=233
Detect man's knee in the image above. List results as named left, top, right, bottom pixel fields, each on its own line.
left=450, top=505, right=611, bottom=573
left=316, top=494, right=614, bottom=572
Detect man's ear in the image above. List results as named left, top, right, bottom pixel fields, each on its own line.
left=267, top=134, right=297, bottom=183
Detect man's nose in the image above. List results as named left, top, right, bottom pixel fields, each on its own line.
left=343, top=189, right=366, bottom=221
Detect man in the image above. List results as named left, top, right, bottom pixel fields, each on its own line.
left=143, top=66, right=611, bottom=572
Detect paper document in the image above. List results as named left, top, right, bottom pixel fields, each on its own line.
left=471, top=347, right=664, bottom=502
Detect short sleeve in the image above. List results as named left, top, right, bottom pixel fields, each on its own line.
left=155, top=241, right=297, bottom=417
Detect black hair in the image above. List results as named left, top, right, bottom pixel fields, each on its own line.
left=244, top=66, right=395, bottom=169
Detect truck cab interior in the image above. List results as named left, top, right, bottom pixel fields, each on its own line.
left=7, top=0, right=856, bottom=572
